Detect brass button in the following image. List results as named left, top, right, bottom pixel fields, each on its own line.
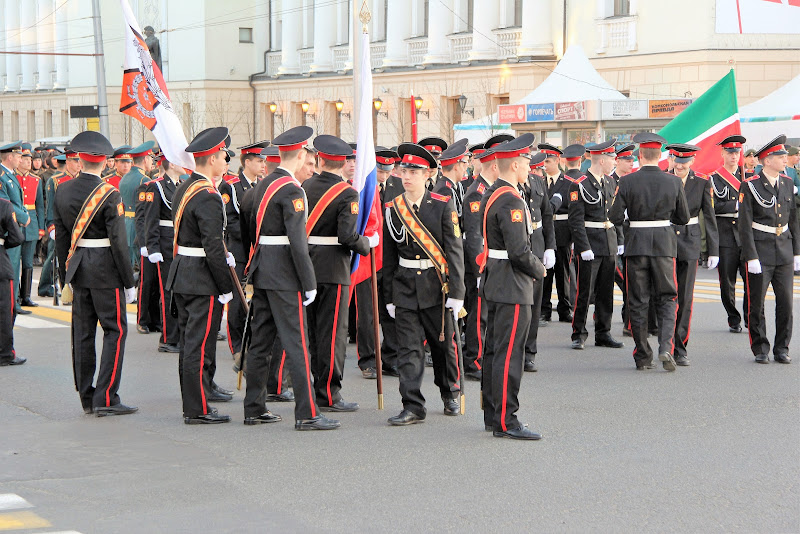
left=417, top=271, right=422, bottom=275
left=415, top=255, right=420, bottom=259
left=676, top=231, right=681, bottom=235
left=778, top=203, right=781, bottom=207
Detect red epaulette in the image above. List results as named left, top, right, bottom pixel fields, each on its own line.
left=779, top=173, right=791, bottom=180
left=694, top=172, right=709, bottom=180
left=149, top=176, right=164, bottom=182
left=743, top=174, right=758, bottom=182
left=384, top=202, right=393, bottom=209
left=225, top=174, right=240, bottom=184
left=445, top=181, right=452, bottom=189
left=477, top=183, right=486, bottom=194
left=430, top=192, right=449, bottom=202
left=573, top=175, right=587, bottom=184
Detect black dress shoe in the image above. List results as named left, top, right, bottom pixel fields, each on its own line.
left=493, top=426, right=542, bottom=440
left=465, top=369, right=482, bottom=381
left=38, top=288, right=54, bottom=298
left=212, top=382, right=234, bottom=396
left=207, top=390, right=233, bottom=402
left=443, top=398, right=460, bottom=416
left=648, top=329, right=659, bottom=336
left=571, top=340, right=584, bottom=350
left=524, top=358, right=537, bottom=372
left=388, top=410, right=425, bottom=426
left=158, top=342, right=180, bottom=353
left=83, top=405, right=94, bottom=414
left=425, top=353, right=433, bottom=367
left=622, top=327, right=632, bottom=337
left=244, top=411, right=282, bottom=425
left=95, top=404, right=138, bottom=417
left=295, top=415, right=340, bottom=430
left=184, top=413, right=231, bottom=424
left=21, top=298, right=38, bottom=307
left=774, top=353, right=792, bottom=364
left=636, top=362, right=654, bottom=370
left=729, top=324, right=743, bottom=333
left=674, top=354, right=690, bottom=366
left=382, top=366, right=400, bottom=377
left=559, top=314, right=573, bottom=323
left=484, top=425, right=493, bottom=432
left=659, top=351, right=677, bottom=371
left=266, top=391, right=295, bottom=402
left=216, top=332, right=227, bottom=341
left=15, top=307, right=31, bottom=315
left=136, top=324, right=150, bottom=334
left=361, top=367, right=377, bottom=379
left=755, top=353, right=770, bottom=364
left=0, top=356, right=27, bottom=366
left=320, top=400, right=359, bottom=412
left=596, top=335, right=624, bottom=348
left=538, top=317, right=549, bottom=327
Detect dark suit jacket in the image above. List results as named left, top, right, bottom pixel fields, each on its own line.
left=738, top=171, right=800, bottom=266
left=568, top=170, right=618, bottom=256
left=143, top=175, right=179, bottom=259
left=710, top=168, right=742, bottom=249
left=523, top=173, right=555, bottom=259
left=462, top=175, right=490, bottom=275
left=676, top=170, right=719, bottom=261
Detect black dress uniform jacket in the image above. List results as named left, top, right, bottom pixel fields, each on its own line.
left=432, top=175, right=464, bottom=220
left=676, top=170, right=719, bottom=261
left=568, top=170, right=619, bottom=256
left=522, top=174, right=556, bottom=258
left=224, top=171, right=257, bottom=263
left=383, top=191, right=465, bottom=308
left=0, top=199, right=24, bottom=278
left=143, top=176, right=178, bottom=259
left=166, top=173, right=233, bottom=296
left=710, top=168, right=744, bottom=248
left=462, top=175, right=489, bottom=274
left=739, top=171, right=800, bottom=265
left=53, top=172, right=135, bottom=289
left=548, top=171, right=574, bottom=247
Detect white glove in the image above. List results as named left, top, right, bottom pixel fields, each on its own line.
left=303, top=289, right=317, bottom=306
left=226, top=252, right=236, bottom=268
left=368, top=233, right=380, bottom=248
left=124, top=287, right=136, bottom=304
left=148, top=252, right=163, bottom=263
left=386, top=303, right=396, bottom=318
left=445, top=297, right=464, bottom=317
left=49, top=229, right=55, bottom=239
left=218, top=292, right=233, bottom=305
left=617, top=245, right=625, bottom=256
left=794, top=256, right=800, bottom=271
left=747, top=259, right=762, bottom=274
left=580, top=250, right=595, bottom=261
left=140, top=246, right=148, bottom=257
left=542, top=249, right=556, bottom=269
left=706, top=256, right=719, bottom=270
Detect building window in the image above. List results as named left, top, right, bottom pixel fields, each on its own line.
left=44, top=110, right=53, bottom=137
left=27, top=111, right=36, bottom=140
left=0, top=112, right=4, bottom=142
left=239, top=27, right=253, bottom=43
left=614, top=0, right=630, bottom=16
left=11, top=111, right=19, bottom=139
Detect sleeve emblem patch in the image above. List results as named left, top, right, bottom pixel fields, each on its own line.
left=221, top=193, right=230, bottom=204
left=739, top=192, right=744, bottom=203
left=117, top=203, right=125, bottom=216
left=138, top=191, right=146, bottom=202
left=145, top=192, right=154, bottom=202
left=293, top=198, right=305, bottom=212
left=351, top=202, right=359, bottom=215
left=11, top=212, right=17, bottom=223
left=570, top=191, right=578, bottom=202
left=451, top=211, right=459, bottom=224
left=510, top=209, right=523, bottom=223
left=470, top=201, right=480, bottom=213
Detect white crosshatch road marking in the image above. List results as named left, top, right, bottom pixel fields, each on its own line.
left=0, top=494, right=32, bottom=511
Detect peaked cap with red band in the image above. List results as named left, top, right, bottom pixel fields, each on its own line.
left=494, top=132, right=535, bottom=160
left=469, top=142, right=485, bottom=157
left=185, top=127, right=230, bottom=158
left=313, top=134, right=353, bottom=162
left=615, top=143, right=635, bottom=160
left=484, top=134, right=514, bottom=150
left=272, top=126, right=313, bottom=152
left=397, top=142, right=437, bottom=169
left=755, top=134, right=788, bottom=160
left=563, top=143, right=585, bottom=161
left=376, top=147, right=398, bottom=170
left=128, top=140, right=156, bottom=158
left=69, top=130, right=114, bottom=163
left=438, top=138, right=470, bottom=166
left=666, top=143, right=701, bottom=162
left=586, top=139, right=617, bottom=155
left=537, top=143, right=563, bottom=158
left=529, top=152, right=547, bottom=169
left=717, top=134, right=746, bottom=152
left=632, top=132, right=666, bottom=150
left=238, top=140, right=270, bottom=158
left=262, top=146, right=281, bottom=163
left=417, top=136, right=447, bottom=155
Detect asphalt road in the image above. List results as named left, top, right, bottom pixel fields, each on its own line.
left=1, top=270, right=798, bottom=533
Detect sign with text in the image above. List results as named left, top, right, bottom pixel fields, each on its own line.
left=649, top=99, right=693, bottom=118
left=601, top=100, right=648, bottom=120
left=554, top=101, right=587, bottom=121
left=525, top=103, right=555, bottom=122
left=498, top=104, right=527, bottom=124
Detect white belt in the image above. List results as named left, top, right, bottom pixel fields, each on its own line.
left=159, top=220, right=173, bottom=227
left=584, top=220, right=614, bottom=229
left=686, top=217, right=699, bottom=225
left=752, top=222, right=788, bottom=236
left=554, top=214, right=569, bottom=221
left=307, top=236, right=340, bottom=246
left=629, top=220, right=671, bottom=228
left=258, top=235, right=290, bottom=245
left=76, top=238, right=111, bottom=248
left=176, top=246, right=206, bottom=257
left=717, top=213, right=738, bottom=219
left=399, top=258, right=434, bottom=270
left=488, top=249, right=508, bottom=260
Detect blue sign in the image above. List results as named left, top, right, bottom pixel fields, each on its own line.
left=526, top=103, right=555, bottom=122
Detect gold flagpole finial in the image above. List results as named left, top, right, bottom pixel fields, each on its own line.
left=359, top=0, right=371, bottom=33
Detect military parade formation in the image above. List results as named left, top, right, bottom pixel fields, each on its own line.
left=0, top=123, right=798, bottom=441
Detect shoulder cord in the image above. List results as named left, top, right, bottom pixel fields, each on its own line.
left=385, top=206, right=406, bottom=243
left=579, top=181, right=601, bottom=205
left=747, top=180, right=775, bottom=209
left=710, top=175, right=728, bottom=199
left=155, top=180, right=171, bottom=210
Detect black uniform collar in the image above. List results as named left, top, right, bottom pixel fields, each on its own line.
left=238, top=169, right=257, bottom=188
left=319, top=170, right=345, bottom=182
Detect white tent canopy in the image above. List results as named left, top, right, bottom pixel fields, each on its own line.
left=739, top=73, right=800, bottom=144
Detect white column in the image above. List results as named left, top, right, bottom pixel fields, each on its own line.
left=423, top=0, right=452, bottom=64
left=5, top=0, right=21, bottom=91
left=53, top=2, right=68, bottom=89
left=19, top=0, right=36, bottom=90
left=469, top=0, right=499, bottom=61
left=382, top=0, right=411, bottom=67
left=36, top=0, right=55, bottom=90
left=0, top=0, right=6, bottom=89
left=278, top=0, right=301, bottom=75
left=310, top=0, right=336, bottom=73
left=517, top=0, right=553, bottom=57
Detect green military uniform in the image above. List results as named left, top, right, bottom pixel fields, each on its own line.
left=38, top=168, right=75, bottom=297
left=0, top=150, right=31, bottom=312
left=119, top=165, right=149, bottom=267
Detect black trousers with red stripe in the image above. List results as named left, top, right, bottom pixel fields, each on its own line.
left=572, top=255, right=615, bottom=343
left=155, top=259, right=179, bottom=346
left=625, top=256, right=678, bottom=366
left=464, top=272, right=486, bottom=372
left=71, top=285, right=128, bottom=411
left=354, top=276, right=398, bottom=371
left=615, top=256, right=628, bottom=327
left=0, top=279, right=16, bottom=362
left=138, top=256, right=162, bottom=330
left=226, top=262, right=246, bottom=355
left=482, top=301, right=531, bottom=431
left=718, top=245, right=749, bottom=329
left=524, top=278, right=544, bottom=357
left=266, top=338, right=290, bottom=395
left=395, top=304, right=460, bottom=418
left=541, top=245, right=575, bottom=320
left=243, top=289, right=318, bottom=420
left=307, top=283, right=349, bottom=406
left=746, top=262, right=793, bottom=357
left=673, top=259, right=698, bottom=359
left=176, top=293, right=223, bottom=418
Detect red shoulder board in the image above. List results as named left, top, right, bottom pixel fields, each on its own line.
left=743, top=174, right=758, bottom=182
left=150, top=176, right=164, bottom=182
left=225, top=175, right=240, bottom=184
left=445, top=181, right=453, bottom=189
left=694, top=172, right=709, bottom=180
left=780, top=173, right=790, bottom=180
left=574, top=175, right=586, bottom=184
left=430, top=192, right=449, bottom=202
left=384, top=202, right=393, bottom=209
left=477, top=183, right=486, bottom=194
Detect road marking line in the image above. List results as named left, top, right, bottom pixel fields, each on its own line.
left=0, top=494, right=32, bottom=511
left=12, top=315, right=69, bottom=329
left=0, top=511, right=51, bottom=530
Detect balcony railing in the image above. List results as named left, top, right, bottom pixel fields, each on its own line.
left=596, top=16, right=638, bottom=54
left=493, top=27, right=522, bottom=59
left=449, top=33, right=472, bottom=63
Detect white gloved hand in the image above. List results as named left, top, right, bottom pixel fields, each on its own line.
left=706, top=256, right=719, bottom=270
left=386, top=303, right=396, bottom=319
left=124, top=287, right=136, bottom=304
left=580, top=250, right=595, bottom=261
left=218, top=292, right=233, bottom=305
left=368, top=233, right=380, bottom=248
left=794, top=256, right=800, bottom=271
left=140, top=246, right=148, bottom=257
left=542, top=249, right=556, bottom=269
left=303, top=289, right=317, bottom=306
left=49, top=229, right=55, bottom=239
left=617, top=245, right=625, bottom=256
left=445, top=297, right=464, bottom=317
left=226, top=252, right=236, bottom=268
left=747, top=259, right=762, bottom=274
left=148, top=252, right=163, bottom=263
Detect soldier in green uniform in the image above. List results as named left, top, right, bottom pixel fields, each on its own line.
left=119, top=141, right=155, bottom=267
left=14, top=144, right=45, bottom=308
left=0, top=142, right=31, bottom=316
left=40, top=152, right=80, bottom=297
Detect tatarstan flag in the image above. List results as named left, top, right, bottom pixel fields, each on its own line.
left=658, top=69, right=741, bottom=174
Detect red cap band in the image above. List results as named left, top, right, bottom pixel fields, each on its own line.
left=565, top=156, right=582, bottom=161
left=639, top=142, right=663, bottom=149
left=616, top=151, right=633, bottom=158
left=241, top=147, right=263, bottom=155
left=266, top=156, right=281, bottom=163
left=495, top=148, right=531, bottom=160
left=720, top=142, right=742, bottom=149
left=541, top=149, right=561, bottom=157
left=278, top=140, right=308, bottom=152
left=79, top=153, right=108, bottom=163
left=588, top=146, right=616, bottom=154
left=758, top=144, right=785, bottom=159
left=115, top=154, right=133, bottom=161
left=471, top=149, right=485, bottom=156
left=376, top=156, right=394, bottom=165
left=478, top=152, right=496, bottom=162
left=401, top=154, right=429, bottom=167
left=423, top=145, right=440, bottom=153
left=192, top=141, right=226, bottom=158
left=439, top=155, right=464, bottom=166
left=319, top=153, right=346, bottom=162
left=129, top=149, right=153, bottom=158
left=65, top=151, right=78, bottom=158
left=530, top=161, right=544, bottom=169
left=669, top=149, right=697, bottom=158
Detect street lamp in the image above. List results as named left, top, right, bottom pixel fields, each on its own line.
left=335, top=99, right=350, bottom=119
left=457, top=94, right=474, bottom=117
left=301, top=100, right=314, bottom=120
left=414, top=96, right=429, bottom=117
left=268, top=101, right=281, bottom=118
left=373, top=98, right=387, bottom=117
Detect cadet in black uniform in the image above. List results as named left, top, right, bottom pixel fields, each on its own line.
left=478, top=134, right=546, bottom=440
left=383, top=143, right=465, bottom=425
left=167, top=128, right=235, bottom=424
left=53, top=131, right=137, bottom=415
left=241, top=126, right=340, bottom=430
left=0, top=198, right=25, bottom=366
left=418, top=137, right=447, bottom=191
left=303, top=135, right=372, bottom=410
left=666, top=143, right=719, bottom=366
left=739, top=135, right=800, bottom=364
left=568, top=140, right=624, bottom=350
left=432, top=138, right=468, bottom=219
left=609, top=133, right=689, bottom=371
left=612, top=144, right=635, bottom=332
left=710, top=135, right=749, bottom=333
